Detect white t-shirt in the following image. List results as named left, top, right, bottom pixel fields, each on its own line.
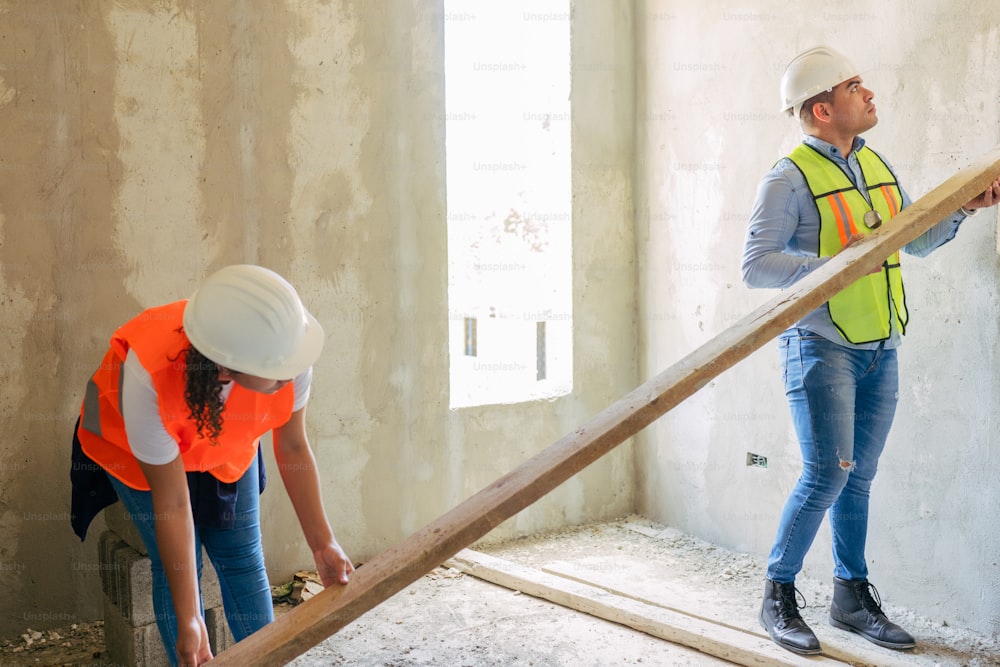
left=121, top=348, right=312, bottom=465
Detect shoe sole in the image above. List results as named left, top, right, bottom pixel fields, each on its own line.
left=829, top=617, right=916, bottom=650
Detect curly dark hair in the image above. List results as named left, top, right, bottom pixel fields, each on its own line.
left=182, top=345, right=224, bottom=443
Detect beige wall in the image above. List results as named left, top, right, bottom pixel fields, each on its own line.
left=5, top=0, right=998, bottom=646
left=0, top=0, right=637, bottom=635
left=635, top=0, right=1000, bottom=635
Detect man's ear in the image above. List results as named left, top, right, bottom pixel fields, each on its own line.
left=810, top=101, right=832, bottom=125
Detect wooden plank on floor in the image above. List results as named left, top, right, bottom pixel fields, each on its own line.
left=541, top=559, right=917, bottom=667
left=446, top=549, right=845, bottom=667
left=209, top=149, right=1000, bottom=666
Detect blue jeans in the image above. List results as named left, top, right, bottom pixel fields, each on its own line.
left=767, top=329, right=898, bottom=584
left=108, top=456, right=273, bottom=666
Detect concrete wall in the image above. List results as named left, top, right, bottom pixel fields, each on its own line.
left=635, top=0, right=1000, bottom=636
left=0, top=0, right=636, bottom=636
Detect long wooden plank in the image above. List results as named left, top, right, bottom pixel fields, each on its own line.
left=445, top=549, right=840, bottom=667
left=541, top=558, right=917, bottom=667
left=212, top=148, right=1000, bottom=665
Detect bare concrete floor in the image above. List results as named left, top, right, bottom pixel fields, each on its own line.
left=289, top=568, right=728, bottom=666
left=2, top=516, right=997, bottom=665
left=289, top=516, right=1000, bottom=666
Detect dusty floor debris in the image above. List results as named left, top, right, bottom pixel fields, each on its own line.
left=2, top=516, right=998, bottom=665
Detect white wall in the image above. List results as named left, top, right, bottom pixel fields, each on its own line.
left=635, top=0, right=1000, bottom=634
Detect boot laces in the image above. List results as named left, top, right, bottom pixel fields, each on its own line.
left=857, top=581, right=884, bottom=616
left=778, top=584, right=808, bottom=620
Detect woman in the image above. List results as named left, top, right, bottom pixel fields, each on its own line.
left=71, top=264, right=353, bottom=666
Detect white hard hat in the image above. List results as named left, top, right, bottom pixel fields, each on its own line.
left=780, top=46, right=859, bottom=118
left=183, top=265, right=324, bottom=380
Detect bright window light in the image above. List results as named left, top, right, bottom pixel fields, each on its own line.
left=445, top=0, right=573, bottom=408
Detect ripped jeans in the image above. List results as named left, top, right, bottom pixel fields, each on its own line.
left=767, top=329, right=898, bottom=583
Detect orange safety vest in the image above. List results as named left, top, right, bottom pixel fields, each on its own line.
left=77, top=301, right=294, bottom=491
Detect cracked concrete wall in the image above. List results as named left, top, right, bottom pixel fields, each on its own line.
left=635, top=0, right=1000, bottom=636
left=0, top=0, right=636, bottom=636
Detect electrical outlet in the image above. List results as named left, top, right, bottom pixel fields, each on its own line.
left=746, top=452, right=768, bottom=468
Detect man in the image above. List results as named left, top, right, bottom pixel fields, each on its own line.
left=741, top=45, right=1000, bottom=656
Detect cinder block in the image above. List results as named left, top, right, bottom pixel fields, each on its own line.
left=205, top=605, right=235, bottom=654
left=99, top=528, right=236, bottom=663
left=99, top=531, right=226, bottom=614
left=103, top=593, right=170, bottom=667
left=98, top=531, right=127, bottom=604
left=104, top=593, right=234, bottom=666
left=114, top=543, right=156, bottom=627
left=98, top=532, right=156, bottom=626
left=104, top=502, right=148, bottom=555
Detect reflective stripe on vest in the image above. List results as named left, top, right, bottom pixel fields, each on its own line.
left=77, top=301, right=295, bottom=490
left=788, top=144, right=907, bottom=344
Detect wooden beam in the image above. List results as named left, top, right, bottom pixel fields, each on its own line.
left=211, top=148, right=1000, bottom=665
left=446, top=549, right=849, bottom=667
left=539, top=557, right=918, bottom=667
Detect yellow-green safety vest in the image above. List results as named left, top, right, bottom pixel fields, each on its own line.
left=788, top=143, right=907, bottom=344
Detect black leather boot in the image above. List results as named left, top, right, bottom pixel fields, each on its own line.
left=829, top=576, right=916, bottom=650
left=759, top=579, right=821, bottom=655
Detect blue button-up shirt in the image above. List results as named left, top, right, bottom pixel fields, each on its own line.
left=740, top=134, right=967, bottom=350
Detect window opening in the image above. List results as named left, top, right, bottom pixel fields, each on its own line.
left=445, top=0, right=572, bottom=408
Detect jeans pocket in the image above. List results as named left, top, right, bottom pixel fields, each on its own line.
left=793, top=328, right=827, bottom=342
